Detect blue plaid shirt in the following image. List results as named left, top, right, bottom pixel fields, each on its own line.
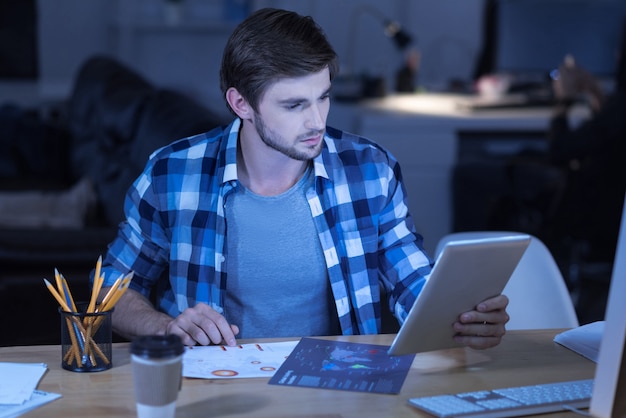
left=101, top=118, right=433, bottom=335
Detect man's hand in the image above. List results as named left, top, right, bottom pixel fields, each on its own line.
left=452, top=294, right=509, bottom=350
left=105, top=288, right=240, bottom=347
left=166, top=303, right=240, bottom=347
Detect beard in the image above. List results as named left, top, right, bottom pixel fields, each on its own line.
left=253, top=114, right=324, bottom=161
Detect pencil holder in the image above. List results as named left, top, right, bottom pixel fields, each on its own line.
left=59, top=303, right=113, bottom=372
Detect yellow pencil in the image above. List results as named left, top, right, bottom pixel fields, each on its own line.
left=87, top=256, right=103, bottom=313
left=61, top=274, right=78, bottom=313
left=44, top=279, right=71, bottom=312
left=98, top=275, right=122, bottom=311
left=54, top=269, right=65, bottom=303
left=90, top=272, right=134, bottom=334
left=45, top=278, right=84, bottom=366
left=102, top=272, right=133, bottom=312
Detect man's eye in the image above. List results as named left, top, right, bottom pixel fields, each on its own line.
left=288, top=103, right=302, bottom=110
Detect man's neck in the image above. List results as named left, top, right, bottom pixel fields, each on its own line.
left=237, top=124, right=310, bottom=196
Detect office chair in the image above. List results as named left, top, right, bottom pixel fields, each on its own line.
left=435, top=231, right=580, bottom=330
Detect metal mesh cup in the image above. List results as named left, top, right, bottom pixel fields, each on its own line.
left=59, top=304, right=113, bottom=372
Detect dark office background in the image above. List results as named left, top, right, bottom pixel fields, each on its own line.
left=0, top=0, right=38, bottom=79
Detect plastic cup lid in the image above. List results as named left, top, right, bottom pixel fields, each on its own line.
left=130, top=335, right=184, bottom=358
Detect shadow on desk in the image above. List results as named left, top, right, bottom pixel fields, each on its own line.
left=179, top=394, right=272, bottom=416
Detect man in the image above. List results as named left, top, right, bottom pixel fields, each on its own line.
left=548, top=52, right=626, bottom=259
left=546, top=31, right=626, bottom=321
left=98, top=8, right=509, bottom=348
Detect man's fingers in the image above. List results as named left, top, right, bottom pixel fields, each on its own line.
left=196, top=321, right=228, bottom=345
left=476, top=294, right=509, bottom=312
left=195, top=313, right=237, bottom=346
left=166, top=322, right=204, bottom=347
left=167, top=304, right=238, bottom=346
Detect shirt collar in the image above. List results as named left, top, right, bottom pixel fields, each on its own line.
left=221, top=118, right=332, bottom=185
left=313, top=135, right=332, bottom=181
left=221, top=119, right=241, bottom=184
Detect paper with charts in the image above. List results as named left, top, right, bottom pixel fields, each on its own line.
left=269, top=337, right=415, bottom=394
left=182, top=340, right=298, bottom=379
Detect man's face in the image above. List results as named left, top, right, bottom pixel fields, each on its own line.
left=252, top=68, right=331, bottom=161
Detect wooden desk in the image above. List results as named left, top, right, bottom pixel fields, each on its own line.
left=2, top=330, right=594, bottom=417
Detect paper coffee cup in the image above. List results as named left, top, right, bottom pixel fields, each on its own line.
left=130, top=335, right=184, bottom=418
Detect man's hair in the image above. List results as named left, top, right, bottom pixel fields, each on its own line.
left=220, top=8, right=339, bottom=114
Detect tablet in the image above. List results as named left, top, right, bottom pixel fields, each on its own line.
left=387, top=235, right=531, bottom=356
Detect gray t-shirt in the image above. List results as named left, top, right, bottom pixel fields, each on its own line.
left=224, top=167, right=340, bottom=338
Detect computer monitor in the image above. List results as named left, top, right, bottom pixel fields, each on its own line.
left=590, top=193, right=626, bottom=417
left=495, top=0, right=625, bottom=80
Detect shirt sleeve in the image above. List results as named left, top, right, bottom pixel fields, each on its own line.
left=376, top=152, right=433, bottom=323
left=100, top=160, right=170, bottom=298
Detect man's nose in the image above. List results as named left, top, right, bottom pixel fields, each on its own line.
left=306, top=103, right=326, bottom=130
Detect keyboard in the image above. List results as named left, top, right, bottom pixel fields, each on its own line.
left=408, top=379, right=593, bottom=418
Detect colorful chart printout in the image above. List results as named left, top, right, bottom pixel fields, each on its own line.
left=182, top=341, right=298, bottom=379
left=269, top=338, right=415, bottom=394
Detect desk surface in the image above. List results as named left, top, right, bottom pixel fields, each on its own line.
left=356, top=93, right=591, bottom=121
left=2, top=330, right=594, bottom=418
left=330, top=93, right=592, bottom=127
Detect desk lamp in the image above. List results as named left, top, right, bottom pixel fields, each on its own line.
left=381, top=18, right=419, bottom=93
left=336, top=5, right=416, bottom=100
left=382, top=20, right=413, bottom=50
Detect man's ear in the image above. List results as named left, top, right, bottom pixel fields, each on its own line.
left=226, top=87, right=253, bottom=119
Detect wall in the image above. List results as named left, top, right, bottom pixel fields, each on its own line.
left=37, top=0, right=112, bottom=100
left=1, top=0, right=486, bottom=113
left=256, top=0, right=485, bottom=91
